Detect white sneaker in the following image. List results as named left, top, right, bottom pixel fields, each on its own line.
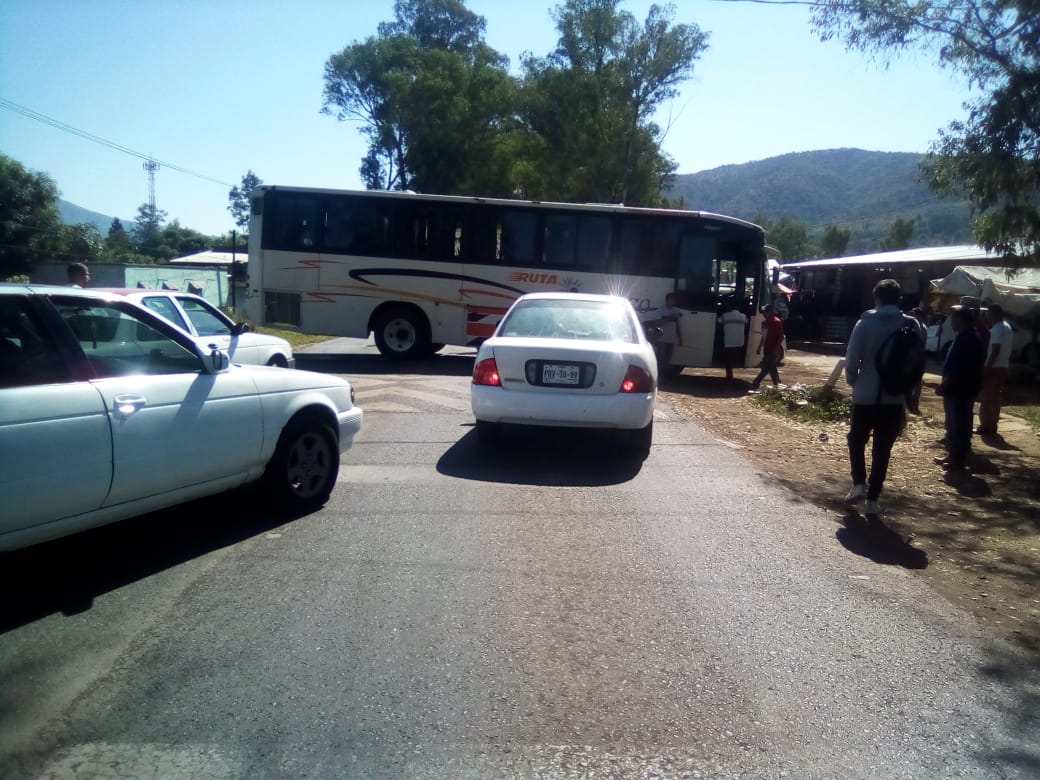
left=865, top=499, right=881, bottom=516
left=844, top=483, right=866, bottom=504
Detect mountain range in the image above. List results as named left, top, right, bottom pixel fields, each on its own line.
left=58, top=149, right=974, bottom=256
left=57, top=200, right=132, bottom=236
left=667, top=148, right=973, bottom=255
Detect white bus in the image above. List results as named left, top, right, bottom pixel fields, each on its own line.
left=245, top=186, right=770, bottom=369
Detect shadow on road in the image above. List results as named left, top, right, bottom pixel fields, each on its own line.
left=836, top=511, right=929, bottom=569
left=0, top=491, right=309, bottom=634
left=437, top=427, right=644, bottom=486
left=294, top=352, right=475, bottom=377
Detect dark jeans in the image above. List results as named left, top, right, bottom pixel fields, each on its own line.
left=943, top=394, right=974, bottom=463
left=906, top=381, right=922, bottom=413
left=847, top=404, right=904, bottom=501
left=723, top=346, right=743, bottom=379
left=750, top=349, right=781, bottom=388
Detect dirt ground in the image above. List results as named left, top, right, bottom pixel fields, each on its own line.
left=660, top=349, right=1040, bottom=654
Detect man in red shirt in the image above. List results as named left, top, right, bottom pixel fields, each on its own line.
left=749, top=304, right=784, bottom=392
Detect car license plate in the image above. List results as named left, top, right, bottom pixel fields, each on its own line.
left=542, top=364, right=580, bottom=385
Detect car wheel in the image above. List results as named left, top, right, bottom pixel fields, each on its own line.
left=262, top=416, right=339, bottom=511
left=627, top=421, right=653, bottom=459
left=373, top=306, right=431, bottom=360
left=266, top=354, right=289, bottom=368
left=475, top=420, right=502, bottom=446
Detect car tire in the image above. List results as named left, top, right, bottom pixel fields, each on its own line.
left=475, top=420, right=502, bottom=446
left=261, top=416, right=339, bottom=511
left=373, top=306, right=431, bottom=360
left=627, top=421, right=653, bottom=459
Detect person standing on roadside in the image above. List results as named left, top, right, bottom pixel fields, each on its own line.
left=843, top=279, right=910, bottom=516
left=906, top=307, right=928, bottom=414
left=718, top=301, right=748, bottom=381
left=67, top=262, right=90, bottom=287
left=748, top=304, right=783, bottom=392
left=977, top=304, right=1012, bottom=436
left=648, top=292, right=682, bottom=381
left=935, top=306, right=985, bottom=472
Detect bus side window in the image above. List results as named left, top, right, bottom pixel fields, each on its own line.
left=500, top=210, right=537, bottom=265
left=271, top=194, right=322, bottom=251
left=544, top=214, right=577, bottom=266
left=576, top=216, right=611, bottom=271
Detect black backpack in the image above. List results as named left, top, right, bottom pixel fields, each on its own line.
left=875, top=317, right=926, bottom=398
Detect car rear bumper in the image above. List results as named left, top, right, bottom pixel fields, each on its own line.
left=472, top=386, right=653, bottom=430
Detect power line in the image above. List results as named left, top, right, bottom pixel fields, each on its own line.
left=0, top=97, right=234, bottom=189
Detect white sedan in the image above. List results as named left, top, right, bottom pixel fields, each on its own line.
left=99, top=288, right=295, bottom=368
left=470, top=292, right=657, bottom=457
left=0, top=285, right=362, bottom=552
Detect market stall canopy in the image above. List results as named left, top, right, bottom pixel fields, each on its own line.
left=930, top=266, right=1040, bottom=318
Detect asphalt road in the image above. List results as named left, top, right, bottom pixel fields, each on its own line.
left=1, top=340, right=1037, bottom=779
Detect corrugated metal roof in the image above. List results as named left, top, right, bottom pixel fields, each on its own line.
left=782, top=244, right=996, bottom=270
left=169, top=250, right=244, bottom=266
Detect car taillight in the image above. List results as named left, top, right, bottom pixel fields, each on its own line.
left=473, top=357, right=501, bottom=386
left=619, top=364, right=654, bottom=393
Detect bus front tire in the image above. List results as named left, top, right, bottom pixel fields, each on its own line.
left=373, top=306, right=431, bottom=360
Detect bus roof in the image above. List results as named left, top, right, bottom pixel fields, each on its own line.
left=782, top=244, right=999, bottom=270
left=252, top=184, right=764, bottom=234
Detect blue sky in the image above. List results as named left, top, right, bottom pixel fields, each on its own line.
left=0, top=0, right=973, bottom=237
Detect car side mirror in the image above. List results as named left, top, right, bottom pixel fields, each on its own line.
left=203, top=344, right=231, bottom=372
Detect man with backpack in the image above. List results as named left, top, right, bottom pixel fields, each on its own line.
left=843, top=279, right=925, bottom=516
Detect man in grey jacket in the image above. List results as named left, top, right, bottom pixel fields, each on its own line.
left=843, top=279, right=910, bottom=516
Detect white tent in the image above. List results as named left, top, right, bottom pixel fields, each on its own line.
left=930, top=266, right=1040, bottom=319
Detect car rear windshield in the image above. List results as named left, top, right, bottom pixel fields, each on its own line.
left=499, top=300, right=638, bottom=343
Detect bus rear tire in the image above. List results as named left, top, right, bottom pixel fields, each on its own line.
left=373, top=305, right=431, bottom=360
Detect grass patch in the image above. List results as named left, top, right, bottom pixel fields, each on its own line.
left=256, top=326, right=337, bottom=351
left=1023, top=405, right=1040, bottom=433
left=749, top=383, right=850, bottom=424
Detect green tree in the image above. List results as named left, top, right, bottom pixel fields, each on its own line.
left=322, top=0, right=516, bottom=194
left=0, top=154, right=62, bottom=279
left=810, top=0, right=1040, bottom=265
left=819, top=224, right=851, bottom=258
left=228, top=170, right=262, bottom=231
left=519, top=0, right=708, bottom=204
left=879, top=217, right=915, bottom=251
left=134, top=202, right=169, bottom=261
left=58, top=223, right=104, bottom=263
left=757, top=215, right=816, bottom=262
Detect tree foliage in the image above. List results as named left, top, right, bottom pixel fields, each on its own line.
left=228, top=170, right=262, bottom=231
left=819, top=223, right=852, bottom=258
left=0, top=154, right=63, bottom=279
left=810, top=0, right=1040, bottom=265
left=322, top=0, right=516, bottom=194
left=519, top=0, right=708, bottom=204
left=879, top=216, right=915, bottom=251
left=757, top=215, right=816, bottom=262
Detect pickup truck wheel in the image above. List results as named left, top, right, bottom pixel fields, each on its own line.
left=262, top=417, right=339, bottom=511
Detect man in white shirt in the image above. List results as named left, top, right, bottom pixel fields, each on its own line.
left=977, top=304, right=1013, bottom=435
left=717, top=301, right=747, bottom=380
